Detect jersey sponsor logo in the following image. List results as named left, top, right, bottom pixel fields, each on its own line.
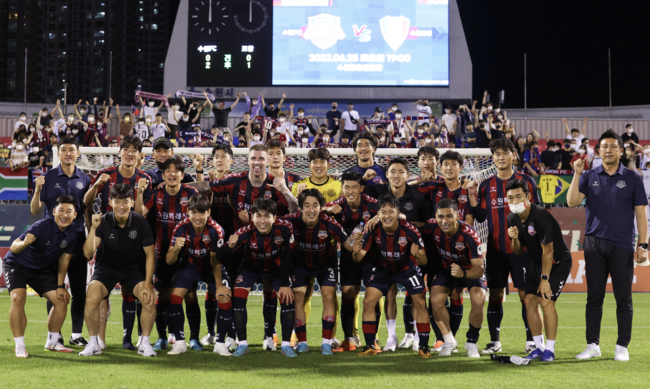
left=477, top=244, right=484, bottom=256
left=129, top=230, right=138, bottom=239
left=217, top=238, right=224, bottom=248
left=157, top=198, right=163, bottom=205
left=239, top=190, right=246, bottom=197
left=60, top=240, right=67, bottom=248
left=617, top=180, right=626, bottom=189
left=202, top=235, right=211, bottom=243
left=274, top=236, right=284, bottom=245
left=455, top=242, right=465, bottom=250
left=398, top=237, right=407, bottom=246
left=419, top=238, right=424, bottom=247
left=490, top=186, right=497, bottom=192
left=76, top=182, right=84, bottom=190
left=180, top=197, right=188, bottom=206
left=264, top=190, right=272, bottom=199
left=236, top=275, right=243, bottom=284
left=318, top=230, right=328, bottom=239
left=404, top=202, right=413, bottom=211
left=363, top=211, right=371, bottom=221
left=458, top=195, right=468, bottom=203
left=528, top=226, right=536, bottom=236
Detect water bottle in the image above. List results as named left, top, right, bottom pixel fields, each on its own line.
left=349, top=222, right=364, bottom=245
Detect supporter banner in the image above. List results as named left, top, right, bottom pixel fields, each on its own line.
left=535, top=173, right=573, bottom=204
left=0, top=247, right=8, bottom=287
left=0, top=168, right=28, bottom=200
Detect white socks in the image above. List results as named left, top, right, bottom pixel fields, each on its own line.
left=142, top=335, right=150, bottom=346
left=89, top=335, right=98, bottom=347
left=281, top=341, right=290, bottom=347
left=46, top=332, right=59, bottom=345
left=546, top=339, right=555, bottom=353
left=533, top=335, right=546, bottom=351
left=322, top=338, right=330, bottom=345
left=239, top=340, right=248, bottom=346
left=386, top=320, right=396, bottom=338
left=442, top=332, right=455, bottom=344
left=71, top=333, right=82, bottom=340
left=14, top=336, right=25, bottom=349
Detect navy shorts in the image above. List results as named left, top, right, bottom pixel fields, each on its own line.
left=340, top=259, right=375, bottom=287
left=154, top=258, right=178, bottom=290
left=485, top=251, right=527, bottom=289
left=3, top=261, right=57, bottom=297
left=170, top=263, right=230, bottom=295
left=224, top=247, right=244, bottom=281
left=235, top=267, right=291, bottom=292
left=430, top=269, right=487, bottom=291
left=292, top=265, right=337, bottom=289
left=91, top=265, right=145, bottom=297
left=524, top=258, right=572, bottom=302
left=367, top=266, right=425, bottom=296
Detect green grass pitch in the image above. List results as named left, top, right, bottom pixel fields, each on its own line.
left=1, top=292, right=650, bottom=388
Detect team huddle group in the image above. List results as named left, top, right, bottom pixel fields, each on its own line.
left=1, top=131, right=600, bottom=361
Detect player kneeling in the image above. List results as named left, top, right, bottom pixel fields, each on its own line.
left=506, top=179, right=572, bottom=362
left=424, top=199, right=486, bottom=357
left=79, top=184, right=157, bottom=357
left=352, top=194, right=432, bottom=358
left=166, top=194, right=234, bottom=356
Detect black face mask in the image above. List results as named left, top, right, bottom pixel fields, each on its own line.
left=479, top=124, right=485, bottom=128
left=332, top=105, right=337, bottom=109
left=156, top=161, right=166, bottom=170
left=458, top=109, right=464, bottom=113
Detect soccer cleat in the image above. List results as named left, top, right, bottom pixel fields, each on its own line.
left=614, top=345, right=630, bottom=362
left=321, top=343, right=334, bottom=356
left=290, top=333, right=299, bottom=348
left=398, top=334, right=414, bottom=349
left=465, top=342, right=480, bottom=358
left=168, top=341, right=188, bottom=355
left=540, top=349, right=555, bottom=362
left=123, top=341, right=138, bottom=351
left=79, top=344, right=102, bottom=357
left=332, top=340, right=357, bottom=352
left=15, top=347, right=30, bottom=358
left=190, top=339, right=203, bottom=351
left=575, top=343, right=601, bottom=360
left=213, top=342, right=232, bottom=356
left=353, top=334, right=362, bottom=348
left=330, top=338, right=342, bottom=349
left=525, top=341, right=536, bottom=354
left=200, top=334, right=216, bottom=346
left=225, top=337, right=237, bottom=352
left=510, top=355, right=531, bottom=365
left=481, top=341, right=502, bottom=354
left=57, top=336, right=64, bottom=346
left=418, top=346, right=432, bottom=358
left=432, top=340, right=444, bottom=352
left=263, top=336, right=277, bottom=351
left=168, top=333, right=176, bottom=344
left=296, top=343, right=309, bottom=354
left=98, top=338, right=106, bottom=350
left=45, top=342, right=74, bottom=353
left=138, top=343, right=158, bottom=357
left=356, top=346, right=377, bottom=356
left=374, top=340, right=383, bottom=353
left=152, top=338, right=168, bottom=351
left=524, top=348, right=544, bottom=360
left=281, top=345, right=297, bottom=357
left=69, top=337, right=88, bottom=346
left=438, top=341, right=458, bottom=357
left=232, top=345, right=249, bottom=357
left=383, top=335, right=398, bottom=352
left=273, top=334, right=279, bottom=348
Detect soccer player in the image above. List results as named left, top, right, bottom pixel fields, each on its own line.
left=408, top=146, right=443, bottom=185
left=267, top=139, right=303, bottom=191
left=467, top=138, right=540, bottom=354
left=344, top=133, right=387, bottom=186
left=79, top=184, right=157, bottom=357
left=5, top=196, right=82, bottom=357
left=31, top=136, right=91, bottom=346
left=165, top=194, right=233, bottom=355
left=352, top=194, right=431, bottom=358
left=292, top=148, right=342, bottom=203
left=324, top=171, right=378, bottom=352
left=223, top=199, right=297, bottom=357
left=424, top=199, right=486, bottom=357
left=506, top=179, right=573, bottom=362
left=281, top=189, right=353, bottom=355
left=135, top=156, right=199, bottom=350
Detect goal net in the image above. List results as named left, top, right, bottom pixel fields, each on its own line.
left=63, top=147, right=495, bottom=295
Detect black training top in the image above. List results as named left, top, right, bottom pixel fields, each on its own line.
left=95, top=211, right=155, bottom=271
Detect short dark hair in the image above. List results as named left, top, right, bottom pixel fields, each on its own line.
left=598, top=129, right=623, bottom=149
left=352, top=132, right=378, bottom=151
left=198, top=186, right=212, bottom=198
left=217, top=100, right=225, bottom=105
left=251, top=198, right=277, bottom=217
left=387, top=157, right=409, bottom=172
left=505, top=178, right=530, bottom=195
left=120, top=135, right=143, bottom=152
left=298, top=188, right=325, bottom=208
left=212, top=143, right=233, bottom=158
left=546, top=140, right=556, bottom=147
left=54, top=195, right=77, bottom=212
left=188, top=194, right=211, bottom=213
left=58, top=135, right=80, bottom=149
left=307, top=147, right=331, bottom=162
left=340, top=171, right=365, bottom=186
left=110, top=183, right=134, bottom=200
left=436, top=198, right=458, bottom=213
left=162, top=155, right=185, bottom=173
left=439, top=150, right=463, bottom=166
left=571, top=128, right=579, bottom=134
left=489, top=138, right=516, bottom=155
left=378, top=194, right=399, bottom=210
left=266, top=139, right=286, bottom=155
left=529, top=140, right=538, bottom=148
left=625, top=124, right=632, bottom=128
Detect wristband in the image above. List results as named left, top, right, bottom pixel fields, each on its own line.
left=639, top=243, right=648, bottom=250
left=57, top=284, right=65, bottom=289
left=195, top=169, right=203, bottom=173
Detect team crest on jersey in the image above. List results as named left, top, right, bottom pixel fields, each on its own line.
left=274, top=236, right=284, bottom=245
left=180, top=197, right=188, bottom=206
left=617, top=180, right=626, bottom=189
left=129, top=231, right=138, bottom=239
left=326, top=189, right=337, bottom=198
left=455, top=242, right=465, bottom=250
left=458, top=195, right=468, bottom=203
left=528, top=226, right=536, bottom=236
left=264, top=191, right=272, bottom=199
left=203, top=235, right=211, bottom=243
left=404, top=203, right=413, bottom=211
left=369, top=274, right=375, bottom=282
left=398, top=237, right=407, bottom=246
left=363, top=211, right=370, bottom=221
left=236, top=275, right=243, bottom=284
left=60, top=240, right=67, bottom=248
left=76, top=182, right=84, bottom=190
left=318, top=230, right=328, bottom=239
left=373, top=176, right=382, bottom=183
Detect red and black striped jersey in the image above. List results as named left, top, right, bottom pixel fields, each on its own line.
left=89, top=167, right=153, bottom=214
left=416, top=180, right=473, bottom=221
left=143, top=184, right=199, bottom=260
left=325, top=194, right=377, bottom=234
left=284, top=171, right=302, bottom=191
left=204, top=175, right=235, bottom=239
left=83, top=124, right=97, bottom=146
left=255, top=116, right=279, bottom=131
left=30, top=130, right=50, bottom=150
left=280, top=212, right=347, bottom=269
left=209, top=171, right=290, bottom=229
left=292, top=117, right=309, bottom=127
left=171, top=217, right=225, bottom=271
left=361, top=219, right=424, bottom=274
left=422, top=219, right=483, bottom=270
left=473, top=172, right=539, bottom=254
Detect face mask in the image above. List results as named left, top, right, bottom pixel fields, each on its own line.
left=80, top=110, right=87, bottom=115
left=425, top=138, right=432, bottom=144
left=302, top=138, right=308, bottom=143
left=29, top=127, right=35, bottom=132
left=645, top=149, right=650, bottom=154
left=323, top=137, right=330, bottom=143
left=146, top=119, right=152, bottom=123
left=253, top=135, right=260, bottom=141
left=533, top=146, right=538, bottom=150
left=41, top=113, right=48, bottom=117
left=183, top=117, right=189, bottom=122
left=252, top=100, right=258, bottom=105
left=445, top=109, right=451, bottom=114
left=298, top=113, right=304, bottom=118
left=224, top=137, right=230, bottom=142
left=139, top=121, right=145, bottom=125
left=72, top=130, right=79, bottom=135
left=148, top=137, right=154, bottom=142
left=628, top=128, right=633, bottom=133
left=348, top=106, right=353, bottom=111
left=479, top=124, right=485, bottom=129
left=297, top=130, right=303, bottom=135
left=395, top=114, right=401, bottom=119
left=66, top=130, right=72, bottom=135
left=487, top=106, right=493, bottom=110
left=497, top=115, right=503, bottom=120
left=417, top=130, right=424, bottom=134
left=401, top=141, right=406, bottom=146
left=97, top=122, right=103, bottom=127
left=495, top=108, right=501, bottom=113
left=16, top=145, right=24, bottom=151
left=33, top=147, right=40, bottom=153
left=509, top=201, right=526, bottom=214
left=88, top=117, right=95, bottom=123
left=332, top=105, right=337, bottom=109
left=579, top=149, right=586, bottom=155
left=148, top=102, right=154, bottom=107
left=173, top=105, right=180, bottom=110
left=270, top=131, right=276, bottom=137
left=279, top=118, right=285, bottom=123
left=68, top=117, right=74, bottom=123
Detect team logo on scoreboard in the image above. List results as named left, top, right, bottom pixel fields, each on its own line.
left=399, top=237, right=407, bottom=246
left=379, top=16, right=410, bottom=51
left=303, top=14, right=346, bottom=50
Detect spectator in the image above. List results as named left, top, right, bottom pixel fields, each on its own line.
left=621, top=124, right=639, bottom=146
left=244, top=92, right=263, bottom=118
left=621, top=145, right=641, bottom=171
left=513, top=136, right=526, bottom=171
left=340, top=102, right=360, bottom=140
left=262, top=93, right=285, bottom=118
left=453, top=104, right=472, bottom=147
left=27, top=144, right=45, bottom=168
left=562, top=117, right=588, bottom=151
left=174, top=105, right=201, bottom=147
left=15, top=112, right=28, bottom=131
left=414, top=98, right=432, bottom=125
left=9, top=140, right=29, bottom=171
left=233, top=112, right=252, bottom=138
left=523, top=140, right=542, bottom=177
left=463, top=121, right=477, bottom=148
left=140, top=97, right=164, bottom=121
left=581, top=138, right=595, bottom=162
left=326, top=101, right=342, bottom=137
left=570, top=145, right=590, bottom=171
left=441, top=106, right=456, bottom=136
left=339, top=134, right=352, bottom=148
left=165, top=98, right=183, bottom=138
left=210, top=93, right=241, bottom=135
left=236, top=135, right=247, bottom=148
left=559, top=140, right=575, bottom=170
left=150, top=113, right=170, bottom=139
left=115, top=105, right=134, bottom=139
left=591, top=144, right=603, bottom=170
left=541, top=140, right=559, bottom=171
left=475, top=119, right=491, bottom=148
left=641, top=144, right=650, bottom=170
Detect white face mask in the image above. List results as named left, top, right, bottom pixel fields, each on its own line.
left=146, top=119, right=152, bottom=123
left=645, top=149, right=650, bottom=154
left=72, top=130, right=79, bottom=134
left=417, top=129, right=424, bottom=134
left=41, top=113, right=48, bottom=117
left=487, top=106, right=493, bottom=110
left=628, top=128, right=633, bottom=133
left=497, top=115, right=503, bottom=120
left=29, top=127, right=35, bottom=132
left=183, top=117, right=189, bottom=122
left=302, top=138, right=308, bottom=143
left=88, top=117, right=95, bottom=123
left=149, top=102, right=154, bottom=107
left=495, top=108, right=501, bottom=113
left=425, top=138, right=432, bottom=143
left=323, top=137, right=330, bottom=143
left=509, top=201, right=527, bottom=215
left=79, top=110, right=87, bottom=115
left=67, top=117, right=74, bottom=123
left=298, top=113, right=304, bottom=118
left=173, top=105, right=180, bottom=110
left=20, top=116, right=26, bottom=121
left=297, top=130, right=303, bottom=135
left=445, top=109, right=451, bottom=114
left=252, top=100, right=258, bottom=106
left=579, top=149, right=586, bottom=155
left=253, top=135, right=260, bottom=141
left=33, top=147, right=40, bottom=153
left=97, top=122, right=103, bottom=127
left=16, top=145, right=24, bottom=151
left=279, top=118, right=285, bottom=123
left=395, top=114, right=401, bottom=119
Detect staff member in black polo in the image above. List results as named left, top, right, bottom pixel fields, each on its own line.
left=79, top=184, right=157, bottom=358
left=31, top=135, right=92, bottom=347
left=567, top=129, right=648, bottom=362
left=142, top=137, right=203, bottom=187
